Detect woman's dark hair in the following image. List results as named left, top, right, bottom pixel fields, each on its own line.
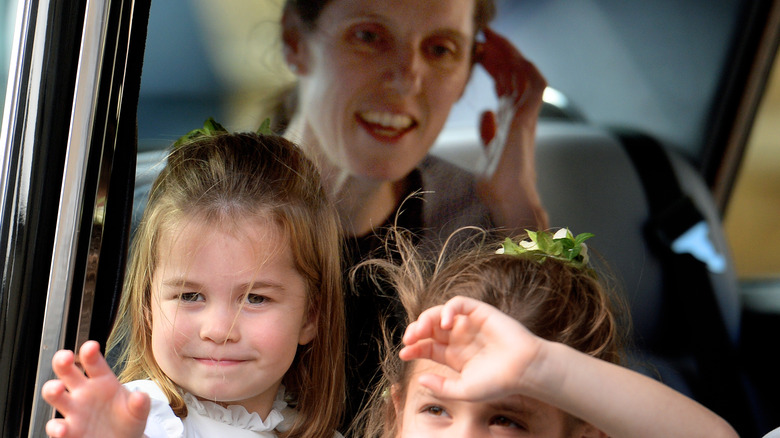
left=284, top=0, right=496, bottom=33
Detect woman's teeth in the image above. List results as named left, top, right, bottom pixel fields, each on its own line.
left=359, top=111, right=414, bottom=130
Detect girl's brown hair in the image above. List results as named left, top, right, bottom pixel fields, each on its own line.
left=352, top=226, right=627, bottom=437
left=106, top=132, right=344, bottom=438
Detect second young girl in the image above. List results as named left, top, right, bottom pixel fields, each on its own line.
left=355, top=228, right=738, bottom=438
left=42, top=130, right=344, bottom=437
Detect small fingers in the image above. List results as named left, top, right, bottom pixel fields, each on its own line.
left=402, top=305, right=444, bottom=345
left=41, top=380, right=69, bottom=412
left=399, top=338, right=447, bottom=364
left=51, top=350, right=86, bottom=390
left=45, top=419, right=69, bottom=438
left=127, top=391, right=152, bottom=422
left=441, top=297, right=481, bottom=326
left=78, top=341, right=113, bottom=379
left=416, top=373, right=448, bottom=396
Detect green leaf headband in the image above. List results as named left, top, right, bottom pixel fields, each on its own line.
left=172, top=117, right=274, bottom=148
left=497, top=228, right=594, bottom=270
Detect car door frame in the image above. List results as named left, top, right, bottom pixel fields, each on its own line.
left=0, top=0, right=150, bottom=436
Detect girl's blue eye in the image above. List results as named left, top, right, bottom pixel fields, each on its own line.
left=179, top=292, right=202, bottom=302
left=246, top=294, right=266, bottom=305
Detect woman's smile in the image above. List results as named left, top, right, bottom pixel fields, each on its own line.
left=356, top=110, right=417, bottom=141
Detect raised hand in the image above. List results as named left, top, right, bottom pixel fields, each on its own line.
left=399, top=296, right=543, bottom=401
left=41, top=341, right=150, bottom=438
left=475, top=27, right=548, bottom=231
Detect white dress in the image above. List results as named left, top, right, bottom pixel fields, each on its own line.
left=124, top=380, right=312, bottom=438
left=764, top=427, right=780, bottom=438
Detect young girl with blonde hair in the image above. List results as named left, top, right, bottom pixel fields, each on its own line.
left=42, top=129, right=344, bottom=438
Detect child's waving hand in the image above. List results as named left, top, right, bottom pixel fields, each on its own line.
left=41, top=341, right=149, bottom=438
left=399, top=295, right=544, bottom=402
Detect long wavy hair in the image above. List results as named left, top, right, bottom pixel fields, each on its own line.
left=106, top=132, right=344, bottom=438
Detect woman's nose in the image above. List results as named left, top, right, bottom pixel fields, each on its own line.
left=384, top=45, right=423, bottom=95
left=199, top=305, right=240, bottom=343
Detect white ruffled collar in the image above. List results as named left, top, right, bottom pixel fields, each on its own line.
left=182, top=386, right=289, bottom=433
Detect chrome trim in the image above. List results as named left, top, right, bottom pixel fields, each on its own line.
left=28, top=0, right=113, bottom=435
left=1, top=0, right=39, bottom=223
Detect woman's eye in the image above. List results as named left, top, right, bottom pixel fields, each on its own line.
left=490, top=415, right=524, bottom=430
left=355, top=29, right=380, bottom=44
left=245, top=294, right=266, bottom=305
left=425, top=39, right=460, bottom=61
left=179, top=292, right=202, bottom=302
left=429, top=44, right=454, bottom=58
left=346, top=25, right=389, bottom=51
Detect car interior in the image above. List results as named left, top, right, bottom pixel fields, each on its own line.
left=1, top=0, right=779, bottom=437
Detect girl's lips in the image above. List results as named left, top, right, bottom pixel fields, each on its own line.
left=194, top=358, right=245, bottom=366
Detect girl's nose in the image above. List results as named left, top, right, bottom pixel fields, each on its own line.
left=384, top=45, right=423, bottom=95
left=451, top=419, right=488, bottom=438
left=199, top=305, right=240, bottom=343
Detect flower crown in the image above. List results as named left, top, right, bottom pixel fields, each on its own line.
left=497, top=228, right=594, bottom=270
left=172, top=117, right=273, bottom=148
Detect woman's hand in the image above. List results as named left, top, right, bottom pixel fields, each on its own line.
left=399, top=296, right=543, bottom=401
left=41, top=341, right=149, bottom=438
left=475, top=27, right=548, bottom=231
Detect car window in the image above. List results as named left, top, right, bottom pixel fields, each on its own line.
left=1, top=0, right=19, bottom=142
left=724, top=48, right=780, bottom=297
left=446, top=0, right=745, bottom=161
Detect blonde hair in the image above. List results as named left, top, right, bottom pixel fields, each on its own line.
left=352, top=227, right=627, bottom=437
left=106, top=132, right=344, bottom=438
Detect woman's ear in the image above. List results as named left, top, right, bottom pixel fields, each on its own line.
left=281, top=6, right=309, bottom=75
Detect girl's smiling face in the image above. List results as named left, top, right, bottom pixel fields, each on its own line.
left=396, top=360, right=590, bottom=438
left=287, top=0, right=476, bottom=182
left=150, top=217, right=316, bottom=418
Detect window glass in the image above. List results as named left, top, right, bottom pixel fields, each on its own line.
left=724, top=48, right=780, bottom=292
left=447, top=0, right=743, bottom=161
left=1, top=0, right=20, bottom=131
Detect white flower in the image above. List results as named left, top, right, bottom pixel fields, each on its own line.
left=553, top=228, right=572, bottom=240
left=580, top=242, right=590, bottom=265
left=495, top=247, right=505, bottom=254
left=518, top=239, right=539, bottom=251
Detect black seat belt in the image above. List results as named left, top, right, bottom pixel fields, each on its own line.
left=617, top=130, right=758, bottom=437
